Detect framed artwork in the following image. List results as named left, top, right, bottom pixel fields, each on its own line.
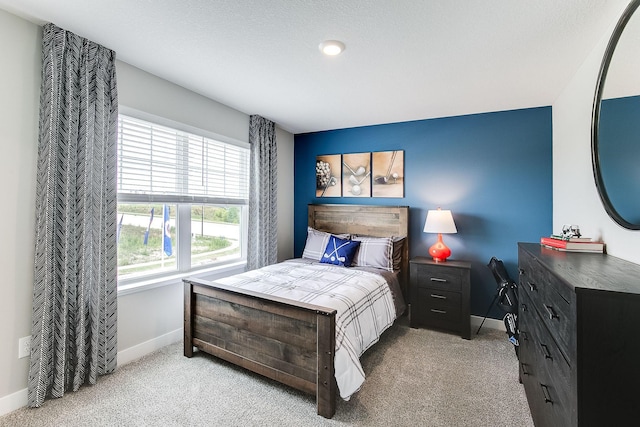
left=316, top=154, right=342, bottom=197
left=372, top=150, right=404, bottom=198
left=342, top=152, right=371, bottom=197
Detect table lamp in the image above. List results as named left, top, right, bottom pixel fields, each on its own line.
left=423, top=208, right=457, bottom=262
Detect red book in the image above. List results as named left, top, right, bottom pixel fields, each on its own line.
left=540, top=237, right=604, bottom=252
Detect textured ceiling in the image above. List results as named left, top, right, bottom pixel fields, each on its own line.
left=0, top=0, right=631, bottom=134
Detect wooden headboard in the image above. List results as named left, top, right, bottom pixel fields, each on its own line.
left=308, top=204, right=410, bottom=300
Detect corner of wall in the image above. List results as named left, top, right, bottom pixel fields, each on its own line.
left=552, top=1, right=640, bottom=264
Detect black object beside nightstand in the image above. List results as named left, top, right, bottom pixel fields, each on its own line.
left=409, top=257, right=471, bottom=339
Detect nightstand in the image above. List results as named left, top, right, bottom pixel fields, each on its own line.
left=409, top=257, right=471, bottom=339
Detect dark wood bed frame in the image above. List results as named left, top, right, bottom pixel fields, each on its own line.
left=184, top=204, right=409, bottom=418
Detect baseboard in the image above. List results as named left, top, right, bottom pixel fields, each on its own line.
left=0, top=328, right=183, bottom=417
left=0, top=388, right=28, bottom=418
left=470, top=314, right=506, bottom=333
left=117, top=328, right=183, bottom=366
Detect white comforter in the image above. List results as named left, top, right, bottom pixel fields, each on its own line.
left=214, top=259, right=403, bottom=400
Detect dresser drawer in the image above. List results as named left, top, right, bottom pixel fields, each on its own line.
left=413, top=309, right=461, bottom=332
left=518, top=305, right=537, bottom=382
left=538, top=285, right=574, bottom=361
left=415, top=288, right=461, bottom=318
left=518, top=250, right=547, bottom=306
left=519, top=248, right=575, bottom=361
left=412, top=264, right=463, bottom=292
left=526, top=373, right=572, bottom=427
left=520, top=293, right=571, bottom=363
left=520, top=292, right=571, bottom=396
left=519, top=339, right=555, bottom=427
left=519, top=292, right=573, bottom=426
left=520, top=361, right=558, bottom=427
left=519, top=248, right=574, bottom=305
left=412, top=287, right=461, bottom=330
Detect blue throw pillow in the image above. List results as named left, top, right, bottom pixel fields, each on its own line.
left=320, top=236, right=360, bottom=267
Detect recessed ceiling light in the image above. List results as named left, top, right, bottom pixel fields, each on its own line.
left=319, top=40, right=345, bottom=56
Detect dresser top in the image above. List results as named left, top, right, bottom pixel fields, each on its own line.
left=519, top=242, right=640, bottom=295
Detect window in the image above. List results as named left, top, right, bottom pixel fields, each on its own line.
left=116, top=115, right=249, bottom=284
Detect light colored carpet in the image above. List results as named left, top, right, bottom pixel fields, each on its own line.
left=0, top=318, right=533, bottom=426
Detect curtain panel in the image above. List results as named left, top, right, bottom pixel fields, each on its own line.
left=247, top=115, right=277, bottom=269
left=28, top=23, right=118, bottom=407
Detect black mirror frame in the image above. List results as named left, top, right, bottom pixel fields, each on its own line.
left=592, top=0, right=640, bottom=230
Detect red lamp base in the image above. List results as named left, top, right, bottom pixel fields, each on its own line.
left=429, top=233, right=451, bottom=262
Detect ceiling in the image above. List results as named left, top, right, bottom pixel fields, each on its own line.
left=0, top=0, right=631, bottom=134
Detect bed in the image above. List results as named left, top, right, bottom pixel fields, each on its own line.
left=183, top=204, right=409, bottom=418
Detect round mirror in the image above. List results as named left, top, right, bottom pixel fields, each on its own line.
left=592, top=0, right=640, bottom=229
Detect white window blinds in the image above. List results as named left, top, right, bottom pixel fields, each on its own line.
left=117, top=115, right=249, bottom=205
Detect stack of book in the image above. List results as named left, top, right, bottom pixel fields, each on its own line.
left=540, top=235, right=605, bottom=253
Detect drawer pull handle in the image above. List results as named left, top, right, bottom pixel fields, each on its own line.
left=430, top=277, right=447, bottom=283
left=540, top=384, right=553, bottom=404
left=521, top=363, right=530, bottom=376
left=430, top=294, right=447, bottom=300
left=541, top=344, right=553, bottom=360
left=430, top=309, right=447, bottom=314
left=528, top=282, right=537, bottom=292
left=544, top=304, right=559, bottom=320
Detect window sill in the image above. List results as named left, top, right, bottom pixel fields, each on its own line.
left=117, top=260, right=247, bottom=297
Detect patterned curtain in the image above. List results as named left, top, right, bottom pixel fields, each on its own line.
left=28, top=23, right=118, bottom=408
left=247, top=115, right=277, bottom=269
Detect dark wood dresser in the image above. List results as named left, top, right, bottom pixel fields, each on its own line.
left=409, top=257, right=471, bottom=339
left=517, top=243, right=640, bottom=426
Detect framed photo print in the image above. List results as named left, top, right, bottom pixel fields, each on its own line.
left=372, top=150, right=404, bottom=197
left=316, top=154, right=342, bottom=197
left=342, top=152, right=371, bottom=197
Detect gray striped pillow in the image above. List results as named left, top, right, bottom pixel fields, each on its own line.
left=351, top=236, right=395, bottom=271
left=302, top=227, right=350, bottom=261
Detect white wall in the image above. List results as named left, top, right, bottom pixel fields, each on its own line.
left=117, top=61, right=249, bottom=143
left=0, top=9, right=295, bottom=415
left=552, top=1, right=640, bottom=264
left=0, top=8, right=40, bottom=411
left=277, top=126, right=294, bottom=261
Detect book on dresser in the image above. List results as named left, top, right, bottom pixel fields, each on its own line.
left=549, top=234, right=594, bottom=242
left=539, top=236, right=604, bottom=252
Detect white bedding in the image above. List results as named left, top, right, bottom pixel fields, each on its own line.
left=213, top=258, right=404, bottom=400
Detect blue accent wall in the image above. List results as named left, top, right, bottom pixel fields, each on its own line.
left=294, top=107, right=552, bottom=319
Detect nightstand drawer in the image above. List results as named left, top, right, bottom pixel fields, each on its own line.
left=412, top=265, right=463, bottom=292
left=415, top=288, right=461, bottom=317
left=412, top=289, right=461, bottom=327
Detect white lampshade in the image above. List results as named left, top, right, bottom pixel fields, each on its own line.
left=423, top=209, right=457, bottom=234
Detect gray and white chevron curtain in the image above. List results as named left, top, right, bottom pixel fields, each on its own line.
left=28, top=23, right=118, bottom=408
left=247, top=115, right=277, bottom=269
